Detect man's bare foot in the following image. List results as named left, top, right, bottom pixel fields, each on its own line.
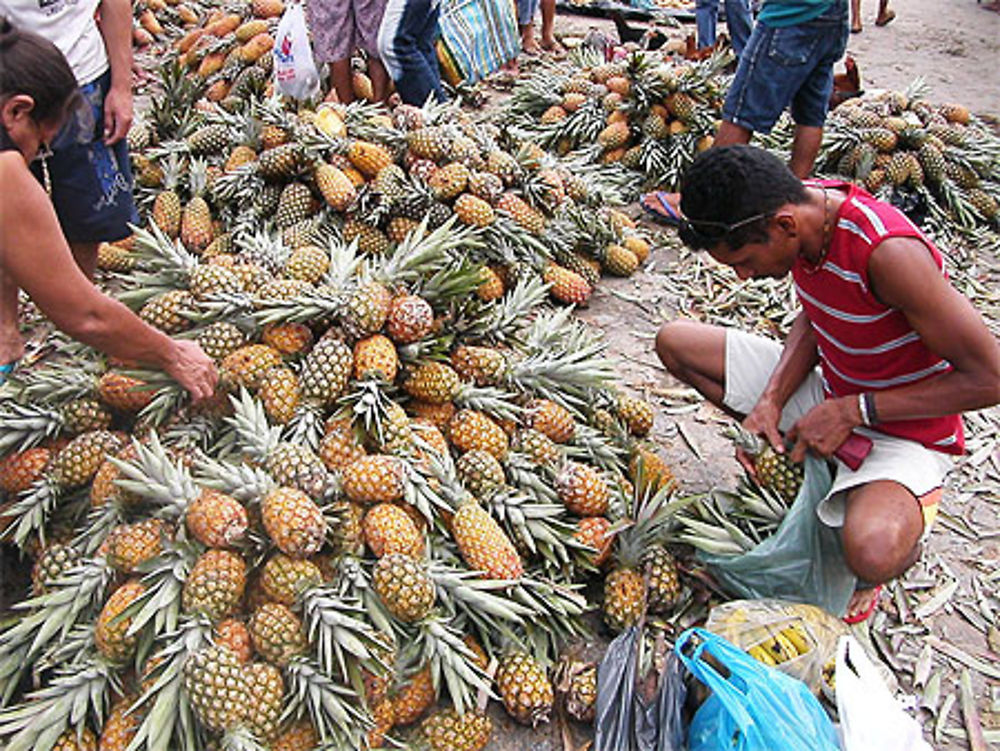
left=843, top=585, right=882, bottom=624
left=851, top=22, right=862, bottom=33
left=540, top=37, right=566, bottom=55
left=875, top=8, right=896, bottom=25
left=984, top=1, right=1000, bottom=13
left=522, top=41, right=542, bottom=55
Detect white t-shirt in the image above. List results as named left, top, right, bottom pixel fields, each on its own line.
left=1, top=0, right=109, bottom=86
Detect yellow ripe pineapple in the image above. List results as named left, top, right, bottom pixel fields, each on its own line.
left=318, top=421, right=367, bottom=471
left=574, top=516, right=613, bottom=568
left=31, top=542, right=81, bottom=594
left=421, top=709, right=493, bottom=751
left=428, top=162, right=471, bottom=200
left=363, top=503, right=425, bottom=558
left=373, top=552, right=436, bottom=622
left=95, top=579, right=146, bottom=663
left=214, top=617, right=253, bottom=662
left=182, top=549, right=247, bottom=622
left=353, top=334, right=399, bottom=381
left=603, top=567, right=646, bottom=633
left=300, top=336, right=353, bottom=406
left=451, top=498, right=523, bottom=580
left=642, top=545, right=681, bottom=614
left=386, top=294, right=434, bottom=344
left=454, top=193, right=496, bottom=227
left=392, top=665, right=436, bottom=726
left=496, top=652, right=553, bottom=726
left=497, top=193, right=546, bottom=234
left=617, top=393, right=654, bottom=437
left=560, top=660, right=598, bottom=723
left=245, top=661, right=285, bottom=741
left=628, top=446, right=675, bottom=495
left=260, top=553, right=323, bottom=605
left=448, top=409, right=509, bottom=459
left=183, top=645, right=249, bottom=732
left=152, top=182, right=182, bottom=240
left=343, top=280, right=392, bottom=339
left=0, top=447, right=50, bottom=495
left=52, top=728, right=98, bottom=751
left=185, top=488, right=249, bottom=548
left=451, top=345, right=506, bottom=386
left=315, top=162, right=357, bottom=211
left=555, top=461, right=610, bottom=516
left=526, top=399, right=576, bottom=444
left=476, top=266, right=505, bottom=301
left=138, top=289, right=195, bottom=334
left=403, top=362, right=461, bottom=404
left=221, top=344, right=284, bottom=390
left=99, top=695, right=140, bottom=751
left=262, top=322, right=314, bottom=355
left=195, top=321, right=246, bottom=362
left=104, top=519, right=169, bottom=573
left=730, top=427, right=803, bottom=503
left=348, top=140, right=394, bottom=177
left=271, top=719, right=318, bottom=751
left=96, top=241, right=136, bottom=272
left=543, top=263, right=591, bottom=306
left=455, top=449, right=506, bottom=495
left=258, top=366, right=302, bottom=425
left=261, top=486, right=327, bottom=558
left=602, top=243, right=639, bottom=277
left=366, top=696, right=396, bottom=748
left=224, top=143, right=258, bottom=172
left=248, top=602, right=308, bottom=666
left=510, top=428, right=561, bottom=465
left=407, top=399, right=456, bottom=429
left=342, top=454, right=407, bottom=504
left=622, top=233, right=651, bottom=264
left=283, top=244, right=329, bottom=284
left=180, top=161, right=214, bottom=254
left=48, top=429, right=125, bottom=489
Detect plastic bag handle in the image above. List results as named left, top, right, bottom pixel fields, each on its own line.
left=674, top=629, right=758, bottom=731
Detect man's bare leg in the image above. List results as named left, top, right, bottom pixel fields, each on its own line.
left=328, top=59, right=354, bottom=104
left=850, top=0, right=862, bottom=32
left=842, top=480, right=924, bottom=619
left=655, top=320, right=732, bottom=409
left=539, top=0, right=562, bottom=51
left=789, top=124, right=823, bottom=179
left=714, top=120, right=753, bottom=148
left=521, top=22, right=542, bottom=54
left=368, top=57, right=390, bottom=103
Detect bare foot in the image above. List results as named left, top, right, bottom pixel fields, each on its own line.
left=541, top=37, right=566, bottom=55
left=984, top=1, right=1000, bottom=13
left=851, top=22, right=863, bottom=33
left=875, top=8, right=896, bottom=25
left=522, top=41, right=542, bottom=55
left=843, top=585, right=881, bottom=624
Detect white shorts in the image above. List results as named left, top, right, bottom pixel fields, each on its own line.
left=722, top=330, right=953, bottom=530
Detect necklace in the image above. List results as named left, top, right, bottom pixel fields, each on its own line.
left=803, top=186, right=832, bottom=274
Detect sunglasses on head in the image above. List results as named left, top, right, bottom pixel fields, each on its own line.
left=678, top=211, right=773, bottom=248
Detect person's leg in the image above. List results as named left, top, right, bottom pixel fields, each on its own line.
left=539, top=0, right=561, bottom=51
left=788, top=124, right=823, bottom=179
left=723, top=0, right=753, bottom=55
left=714, top=120, right=753, bottom=147
left=875, top=0, right=895, bottom=26
left=415, top=0, right=445, bottom=103
left=841, top=480, right=924, bottom=618
left=307, top=0, right=357, bottom=101
left=696, top=0, right=719, bottom=48
left=656, top=320, right=730, bottom=409
left=518, top=0, right=542, bottom=53
left=850, top=0, right=862, bottom=32
left=329, top=59, right=355, bottom=104
left=380, top=0, right=443, bottom=105
left=357, top=0, right=392, bottom=101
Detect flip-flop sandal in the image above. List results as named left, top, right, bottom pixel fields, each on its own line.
left=875, top=9, right=896, bottom=25
left=641, top=192, right=683, bottom=226
left=843, top=584, right=882, bottom=624
left=0, top=360, right=18, bottom=385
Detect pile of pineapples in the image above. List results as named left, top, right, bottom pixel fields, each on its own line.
left=0, top=46, right=686, bottom=751
left=504, top=48, right=730, bottom=193
left=812, top=82, right=1000, bottom=229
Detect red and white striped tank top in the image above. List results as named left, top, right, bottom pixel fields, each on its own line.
left=792, top=180, right=964, bottom=455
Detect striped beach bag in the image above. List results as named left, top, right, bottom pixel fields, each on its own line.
left=437, top=0, right=520, bottom=84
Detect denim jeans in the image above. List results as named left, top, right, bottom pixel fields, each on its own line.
left=722, top=0, right=849, bottom=132
left=696, top=0, right=753, bottom=55
left=378, top=0, right=445, bottom=104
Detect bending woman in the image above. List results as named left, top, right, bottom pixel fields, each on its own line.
left=0, top=19, right=217, bottom=400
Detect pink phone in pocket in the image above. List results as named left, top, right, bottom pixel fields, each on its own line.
left=834, top=432, right=873, bottom=471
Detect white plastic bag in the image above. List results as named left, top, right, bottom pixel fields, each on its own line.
left=836, top=636, right=932, bottom=751
left=272, top=1, right=320, bottom=100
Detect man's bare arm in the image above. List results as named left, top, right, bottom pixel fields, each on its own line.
left=96, top=0, right=133, bottom=144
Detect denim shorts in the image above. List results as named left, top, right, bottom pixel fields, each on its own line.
left=722, top=0, right=849, bottom=132
left=29, top=70, right=138, bottom=244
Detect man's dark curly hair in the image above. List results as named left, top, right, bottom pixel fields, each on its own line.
left=678, top=145, right=809, bottom=251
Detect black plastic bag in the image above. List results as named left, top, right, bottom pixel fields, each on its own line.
left=595, top=627, right=689, bottom=751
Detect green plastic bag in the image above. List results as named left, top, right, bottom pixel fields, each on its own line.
left=700, top=456, right=856, bottom=616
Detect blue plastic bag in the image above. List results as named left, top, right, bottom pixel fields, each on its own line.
left=675, top=627, right=840, bottom=751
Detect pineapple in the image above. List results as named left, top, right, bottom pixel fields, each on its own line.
left=95, top=579, right=146, bottom=663
left=602, top=243, right=639, bottom=276
left=104, top=518, right=169, bottom=573
left=455, top=449, right=506, bottom=495
left=629, top=446, right=675, bottom=494
left=185, top=488, right=249, bottom=548
left=315, top=163, right=357, bottom=211
left=318, top=421, right=367, bottom=471
left=260, top=553, right=322, bottom=606
left=451, top=345, right=506, bottom=386
left=259, top=366, right=302, bottom=425
left=183, top=645, right=249, bottom=731
left=486, top=149, right=517, bottom=183
left=526, top=399, right=575, bottom=443
left=560, top=660, right=597, bottom=723
left=497, top=193, right=545, bottom=234
left=283, top=244, right=329, bottom=284
left=0, top=447, right=51, bottom=494
left=617, top=393, right=654, bottom=437
left=448, top=409, right=509, bottom=459
left=451, top=498, right=524, bottom=580
left=403, top=363, right=462, bottom=404
left=31, top=542, right=81, bottom=593
left=99, top=695, right=140, bottom=751
left=429, top=162, right=471, bottom=200
left=196, top=321, right=246, bottom=361
left=373, top=552, right=436, bottom=622
left=407, top=126, right=450, bottom=160
left=342, top=454, right=407, bottom=504
left=343, top=281, right=393, bottom=338
left=152, top=156, right=183, bottom=238
left=408, top=400, right=457, bottom=429
left=52, top=728, right=98, bottom=751
left=511, top=428, right=560, bottom=465
left=96, top=241, right=136, bottom=272
left=730, top=427, right=803, bottom=503
left=602, top=566, right=646, bottom=633
left=188, top=265, right=242, bottom=299
left=139, top=289, right=195, bottom=334
left=180, top=160, right=214, bottom=253
left=262, top=323, right=314, bottom=356
left=496, top=652, right=553, bottom=726
left=421, top=709, right=493, bottom=751
left=258, top=142, right=304, bottom=181
left=363, top=503, right=425, bottom=558
left=392, top=665, right=436, bottom=726
left=386, top=294, right=434, bottom=343
left=343, top=218, right=392, bottom=255
left=476, top=266, right=505, bottom=301
left=271, top=719, right=318, bottom=751
left=186, top=123, right=230, bottom=155
left=261, top=486, right=327, bottom=558
left=468, top=171, right=504, bottom=204
left=300, top=336, right=353, bottom=406
left=214, top=618, right=253, bottom=662
left=597, top=121, right=630, bottom=150
left=348, top=140, right=394, bottom=177
left=221, top=344, right=283, bottom=390
left=555, top=461, right=610, bottom=516
left=234, top=667, right=281, bottom=742
left=247, top=602, right=308, bottom=666
left=353, top=334, right=399, bottom=381
left=48, top=429, right=124, bottom=489
left=642, top=545, right=680, bottom=614
left=275, top=182, right=314, bottom=229
left=543, top=263, right=591, bottom=306
left=454, top=193, right=496, bottom=227
left=182, top=549, right=247, bottom=621
left=574, top=516, right=613, bottom=568
left=224, top=144, right=258, bottom=172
